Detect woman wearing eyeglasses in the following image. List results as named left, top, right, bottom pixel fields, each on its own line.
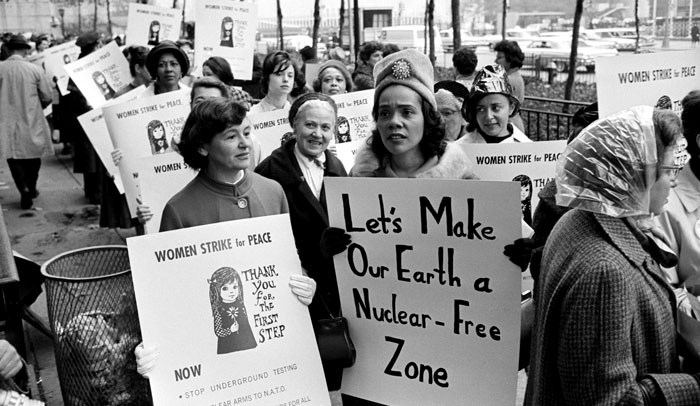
left=525, top=106, right=697, bottom=405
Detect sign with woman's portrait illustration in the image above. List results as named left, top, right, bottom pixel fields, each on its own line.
left=194, top=0, right=257, bottom=80
left=126, top=3, right=182, bottom=47
left=127, top=215, right=331, bottom=405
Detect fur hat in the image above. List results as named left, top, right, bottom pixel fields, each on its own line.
left=373, top=49, right=436, bottom=110
left=146, top=40, right=190, bottom=78
left=317, top=60, right=353, bottom=92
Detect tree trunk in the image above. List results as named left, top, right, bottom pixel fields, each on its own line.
left=634, top=0, right=640, bottom=52
left=427, top=0, right=435, bottom=66
left=564, top=0, right=585, bottom=106
left=93, top=0, right=98, bottom=32
left=451, top=0, right=461, bottom=53
left=339, top=0, right=345, bottom=48
left=78, top=0, right=82, bottom=33
left=312, top=0, right=321, bottom=58
left=277, top=0, right=284, bottom=50
left=501, top=0, right=507, bottom=39
left=353, top=0, right=360, bottom=61
left=106, top=0, right=112, bottom=36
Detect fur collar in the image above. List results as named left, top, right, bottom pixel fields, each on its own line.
left=350, top=140, right=477, bottom=179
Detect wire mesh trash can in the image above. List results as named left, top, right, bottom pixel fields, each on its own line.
left=40, top=246, right=151, bottom=406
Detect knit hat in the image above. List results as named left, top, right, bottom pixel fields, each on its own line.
left=435, top=89, right=462, bottom=111
left=373, top=49, right=436, bottom=110
left=317, top=60, right=354, bottom=92
left=327, top=47, right=346, bottom=61
left=6, top=35, right=31, bottom=50
left=146, top=40, right=190, bottom=78
left=76, top=31, right=100, bottom=48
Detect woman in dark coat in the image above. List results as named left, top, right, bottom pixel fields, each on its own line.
left=255, top=92, right=347, bottom=390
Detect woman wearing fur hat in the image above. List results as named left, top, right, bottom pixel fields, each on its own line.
left=350, top=49, right=477, bottom=179
left=457, top=64, right=531, bottom=145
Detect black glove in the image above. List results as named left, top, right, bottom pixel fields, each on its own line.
left=503, top=238, right=536, bottom=272
left=320, top=227, right=352, bottom=258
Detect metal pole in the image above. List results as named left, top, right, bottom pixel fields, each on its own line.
left=652, top=0, right=657, bottom=37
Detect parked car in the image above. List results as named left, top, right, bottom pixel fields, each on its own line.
left=520, top=38, right=618, bottom=72
left=380, top=25, right=444, bottom=58
left=439, top=29, right=492, bottom=52
left=539, top=31, right=617, bottom=49
left=589, top=28, right=655, bottom=51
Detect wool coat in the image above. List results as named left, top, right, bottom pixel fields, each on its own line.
left=526, top=209, right=700, bottom=406
left=255, top=139, right=347, bottom=315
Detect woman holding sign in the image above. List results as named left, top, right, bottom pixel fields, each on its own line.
left=135, top=98, right=318, bottom=377
left=457, top=64, right=531, bottom=145
left=525, top=107, right=700, bottom=405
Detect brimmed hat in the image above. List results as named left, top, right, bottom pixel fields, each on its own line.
left=76, top=31, right=100, bottom=48
left=373, top=49, right=436, bottom=110
left=6, top=35, right=31, bottom=50
left=146, top=40, right=190, bottom=78
left=317, top=60, right=353, bottom=92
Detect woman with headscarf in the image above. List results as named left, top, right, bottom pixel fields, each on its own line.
left=525, top=106, right=698, bottom=405
left=313, top=60, right=354, bottom=96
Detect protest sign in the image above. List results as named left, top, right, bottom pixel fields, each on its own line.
left=249, top=108, right=291, bottom=161
left=127, top=214, right=331, bottom=406
left=596, top=49, right=700, bottom=117
left=42, top=40, right=81, bottom=96
left=325, top=178, right=521, bottom=405
left=136, top=153, right=197, bottom=234
left=194, top=0, right=257, bottom=79
left=126, top=3, right=182, bottom=47
left=103, top=89, right=190, bottom=216
left=304, top=63, right=320, bottom=90
left=78, top=86, right=147, bottom=195
left=64, top=41, right=132, bottom=109
left=330, top=89, right=374, bottom=171
left=459, top=140, right=566, bottom=293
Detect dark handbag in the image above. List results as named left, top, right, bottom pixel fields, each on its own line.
left=313, top=297, right=356, bottom=369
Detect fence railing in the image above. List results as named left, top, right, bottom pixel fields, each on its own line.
left=521, top=96, right=590, bottom=141
left=520, top=55, right=597, bottom=85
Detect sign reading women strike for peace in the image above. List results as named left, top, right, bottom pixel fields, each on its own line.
left=331, top=89, right=375, bottom=172
left=103, top=89, right=190, bottom=216
left=194, top=0, right=257, bottom=79
left=78, top=86, right=147, bottom=195
left=42, top=40, right=81, bottom=96
left=596, top=49, right=700, bottom=117
left=136, top=154, right=197, bottom=234
left=126, top=3, right=182, bottom=47
left=64, top=41, right=132, bottom=109
left=325, top=178, right=521, bottom=405
left=249, top=108, right=291, bottom=161
left=127, top=215, right=331, bottom=406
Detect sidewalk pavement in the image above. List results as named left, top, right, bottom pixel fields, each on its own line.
left=0, top=147, right=138, bottom=405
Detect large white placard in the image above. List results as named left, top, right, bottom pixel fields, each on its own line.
left=325, top=178, right=521, bottom=405
left=42, top=40, right=81, bottom=96
left=136, top=154, right=197, bottom=234
left=126, top=3, right=182, bottom=47
left=331, top=89, right=375, bottom=172
left=77, top=86, right=147, bottom=195
left=64, top=41, right=132, bottom=109
left=103, top=90, right=190, bottom=215
left=596, top=49, right=700, bottom=117
left=194, top=0, right=257, bottom=80
left=127, top=215, right=331, bottom=405
left=249, top=108, right=291, bottom=162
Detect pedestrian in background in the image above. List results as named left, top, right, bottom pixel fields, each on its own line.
left=351, top=41, right=383, bottom=91
left=0, top=35, right=53, bottom=209
left=494, top=40, right=525, bottom=132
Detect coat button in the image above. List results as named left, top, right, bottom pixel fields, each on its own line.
left=237, top=198, right=248, bottom=209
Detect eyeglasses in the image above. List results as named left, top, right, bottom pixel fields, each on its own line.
left=660, top=164, right=684, bottom=178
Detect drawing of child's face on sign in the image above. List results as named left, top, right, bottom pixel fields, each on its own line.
left=220, top=280, right=240, bottom=303
left=521, top=182, right=531, bottom=201
left=151, top=21, right=161, bottom=33
left=63, top=54, right=71, bottom=64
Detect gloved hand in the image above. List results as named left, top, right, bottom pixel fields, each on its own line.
left=289, top=275, right=317, bottom=306
left=320, top=227, right=351, bottom=258
left=111, top=149, right=124, bottom=166
left=135, top=197, right=153, bottom=225
left=135, top=342, right=160, bottom=379
left=503, top=238, right=536, bottom=272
